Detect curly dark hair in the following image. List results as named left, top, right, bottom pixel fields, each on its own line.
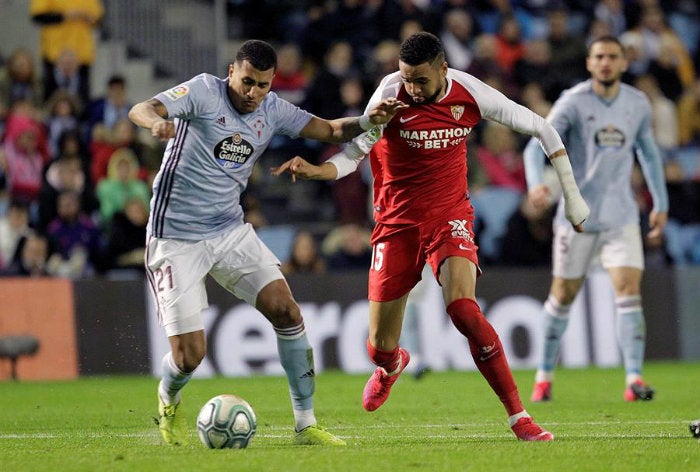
left=399, top=32, right=445, bottom=67
left=235, top=39, right=277, bottom=71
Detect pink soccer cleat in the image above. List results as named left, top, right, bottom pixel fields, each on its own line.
left=624, top=380, right=655, bottom=402
left=531, top=381, right=553, bottom=402
left=511, top=416, right=554, bottom=441
left=362, top=348, right=410, bottom=412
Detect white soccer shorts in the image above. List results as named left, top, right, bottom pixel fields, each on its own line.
left=146, top=223, right=283, bottom=336
left=552, top=222, right=644, bottom=279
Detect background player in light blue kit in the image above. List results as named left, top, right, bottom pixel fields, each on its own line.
left=524, top=35, right=668, bottom=403
left=128, top=39, right=405, bottom=446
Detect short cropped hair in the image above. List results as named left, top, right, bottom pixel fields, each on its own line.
left=587, top=35, right=624, bottom=55
left=236, top=39, right=277, bottom=71
left=399, top=32, right=445, bottom=67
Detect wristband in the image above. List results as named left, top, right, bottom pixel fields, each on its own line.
left=359, top=114, right=372, bottom=131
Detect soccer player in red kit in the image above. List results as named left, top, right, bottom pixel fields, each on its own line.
left=273, top=32, right=589, bottom=441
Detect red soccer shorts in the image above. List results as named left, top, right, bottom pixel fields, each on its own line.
left=368, top=202, right=479, bottom=302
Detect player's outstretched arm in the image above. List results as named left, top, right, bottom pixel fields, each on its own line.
left=271, top=156, right=337, bottom=183
left=300, top=97, right=407, bottom=144
left=128, top=99, right=175, bottom=141
left=548, top=149, right=589, bottom=232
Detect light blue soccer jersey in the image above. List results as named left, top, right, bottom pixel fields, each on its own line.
left=148, top=74, right=312, bottom=240
left=524, top=79, right=668, bottom=232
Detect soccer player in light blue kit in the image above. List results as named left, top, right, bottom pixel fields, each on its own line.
left=128, top=40, right=405, bottom=446
left=524, top=35, right=668, bottom=403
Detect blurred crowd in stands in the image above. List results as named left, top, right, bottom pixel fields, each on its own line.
left=1, top=0, right=699, bottom=279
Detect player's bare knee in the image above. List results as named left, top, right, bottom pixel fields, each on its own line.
left=265, top=299, right=303, bottom=329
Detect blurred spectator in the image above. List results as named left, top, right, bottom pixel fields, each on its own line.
left=321, top=76, right=370, bottom=225
left=0, top=48, right=43, bottom=110
left=0, top=114, right=50, bottom=205
left=663, top=160, right=700, bottom=265
left=30, top=0, right=103, bottom=103
left=518, top=82, right=551, bottom=118
left=398, top=18, right=424, bottom=43
left=666, top=0, right=699, bottom=58
left=322, top=223, right=373, bottom=271
left=370, top=0, right=430, bottom=43
left=322, top=0, right=378, bottom=65
left=586, top=17, right=614, bottom=47
left=544, top=7, right=588, bottom=98
left=512, top=39, right=558, bottom=102
left=303, top=41, right=358, bottom=122
left=281, top=230, right=326, bottom=276
left=54, top=128, right=91, bottom=177
left=475, top=121, right=526, bottom=193
left=440, top=8, right=476, bottom=72
left=37, top=152, right=98, bottom=233
left=626, top=6, right=695, bottom=89
left=364, top=40, right=400, bottom=89
left=634, top=74, right=679, bottom=159
left=45, top=190, right=103, bottom=277
left=42, top=48, right=89, bottom=107
left=1, top=232, right=51, bottom=277
left=95, top=148, right=150, bottom=228
left=498, top=195, right=555, bottom=267
left=85, top=75, right=132, bottom=135
left=494, top=14, right=525, bottom=76
left=0, top=199, right=31, bottom=271
left=467, top=33, right=518, bottom=98
left=677, top=78, right=700, bottom=147
left=103, top=196, right=148, bottom=273
left=619, top=30, right=647, bottom=82
left=646, top=36, right=685, bottom=102
left=44, top=90, right=82, bottom=159
left=298, top=1, right=335, bottom=67
left=90, top=118, right=143, bottom=184
left=271, top=44, right=307, bottom=106
left=594, top=0, right=627, bottom=37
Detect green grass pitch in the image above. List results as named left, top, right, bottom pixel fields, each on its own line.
left=1, top=361, right=698, bottom=471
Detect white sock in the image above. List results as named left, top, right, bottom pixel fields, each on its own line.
left=626, top=373, right=642, bottom=386
left=508, top=410, right=530, bottom=427
left=535, top=370, right=554, bottom=383
left=294, top=408, right=317, bottom=432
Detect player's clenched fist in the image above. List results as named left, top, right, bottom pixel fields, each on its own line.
left=151, top=119, right=177, bottom=140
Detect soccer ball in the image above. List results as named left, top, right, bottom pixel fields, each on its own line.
left=196, top=394, right=257, bottom=449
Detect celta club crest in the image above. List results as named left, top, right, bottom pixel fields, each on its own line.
left=451, top=105, right=464, bottom=121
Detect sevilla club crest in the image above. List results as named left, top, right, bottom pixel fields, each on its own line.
left=451, top=105, right=464, bottom=121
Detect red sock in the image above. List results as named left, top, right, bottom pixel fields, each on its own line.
left=366, top=338, right=401, bottom=373
left=446, top=298, right=523, bottom=416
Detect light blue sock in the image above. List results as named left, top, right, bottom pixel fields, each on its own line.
left=615, top=296, right=645, bottom=378
left=538, top=295, right=571, bottom=373
left=159, top=352, right=193, bottom=405
left=276, top=322, right=317, bottom=430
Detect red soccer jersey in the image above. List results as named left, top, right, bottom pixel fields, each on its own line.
left=366, top=68, right=555, bottom=225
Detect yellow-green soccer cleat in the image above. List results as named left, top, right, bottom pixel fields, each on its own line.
left=293, top=425, right=346, bottom=446
left=155, top=395, right=189, bottom=446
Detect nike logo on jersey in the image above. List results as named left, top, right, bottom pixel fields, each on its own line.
left=458, top=243, right=469, bottom=250
left=399, top=115, right=418, bottom=124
